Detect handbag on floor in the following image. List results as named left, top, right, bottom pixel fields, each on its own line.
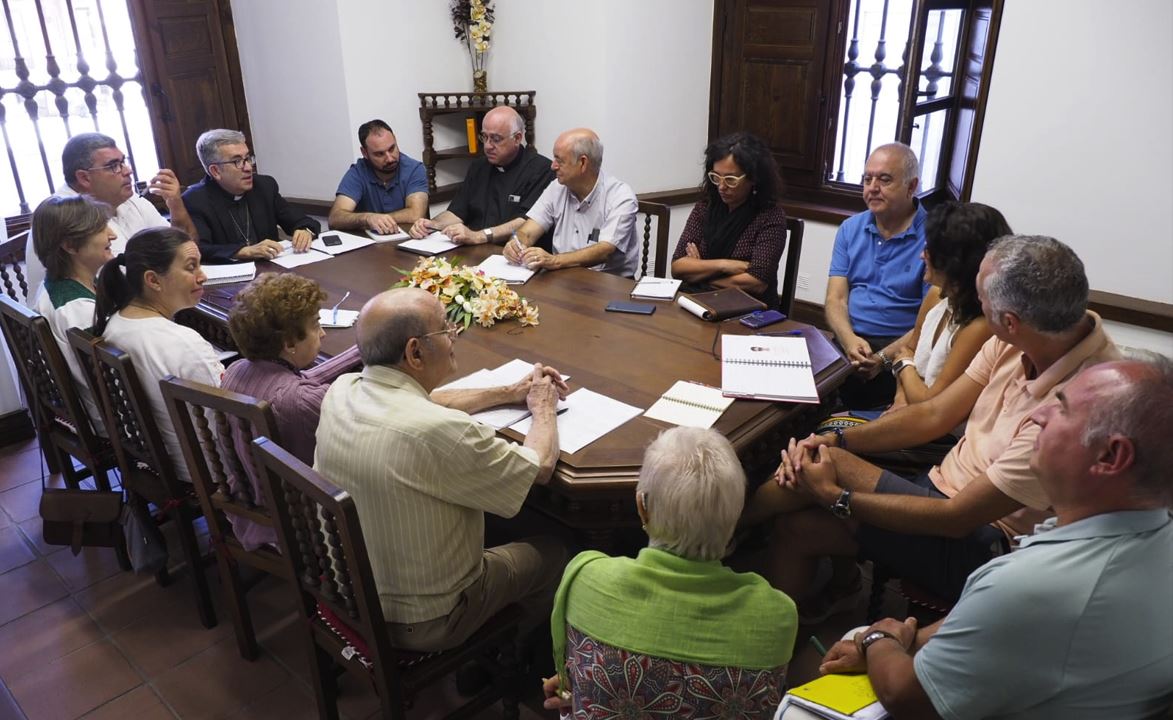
left=121, top=498, right=168, bottom=575
left=39, top=485, right=124, bottom=555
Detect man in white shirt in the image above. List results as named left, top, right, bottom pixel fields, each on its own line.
left=24, top=132, right=195, bottom=306
left=503, top=128, right=639, bottom=277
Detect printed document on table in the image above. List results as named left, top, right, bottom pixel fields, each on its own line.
left=273, top=241, right=333, bottom=269
left=318, top=309, right=359, bottom=328
left=398, top=232, right=459, bottom=256
left=476, top=254, right=535, bottom=284
left=311, top=231, right=375, bottom=255
left=367, top=229, right=410, bottom=243
left=202, top=262, right=256, bottom=285
left=437, top=361, right=570, bottom=430
left=510, top=388, right=642, bottom=454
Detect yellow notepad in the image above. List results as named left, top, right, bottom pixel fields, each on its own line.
left=788, top=672, right=879, bottom=715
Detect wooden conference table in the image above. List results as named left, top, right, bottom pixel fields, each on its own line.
left=186, top=241, right=852, bottom=546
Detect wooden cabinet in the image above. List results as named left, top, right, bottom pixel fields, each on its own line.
left=418, top=91, right=537, bottom=202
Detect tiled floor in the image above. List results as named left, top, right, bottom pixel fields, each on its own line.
left=0, top=435, right=893, bottom=719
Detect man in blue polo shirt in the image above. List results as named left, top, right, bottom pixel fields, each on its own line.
left=825, top=142, right=929, bottom=409
left=328, top=119, right=429, bottom=235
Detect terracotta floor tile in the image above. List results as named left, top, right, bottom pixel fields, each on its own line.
left=79, top=685, right=175, bottom=720
left=0, top=438, right=37, bottom=458
left=0, top=683, right=27, bottom=720
left=0, top=559, right=69, bottom=625
left=110, top=586, right=230, bottom=678
left=0, top=526, right=35, bottom=575
left=73, top=568, right=173, bottom=634
left=14, top=517, right=53, bottom=557
left=255, top=612, right=312, bottom=685
left=0, top=450, right=42, bottom=493
left=45, top=544, right=125, bottom=592
left=222, top=677, right=316, bottom=720
left=335, top=671, right=380, bottom=720
left=0, top=510, right=11, bottom=531
left=0, top=482, right=42, bottom=525
left=0, top=598, right=106, bottom=685
left=6, top=641, right=141, bottom=720
left=151, top=637, right=288, bottom=719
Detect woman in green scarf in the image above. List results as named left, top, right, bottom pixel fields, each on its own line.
left=545, top=427, right=799, bottom=717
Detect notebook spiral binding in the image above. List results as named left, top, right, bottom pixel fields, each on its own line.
left=724, top=358, right=811, bottom=367
left=662, top=395, right=725, bottom=412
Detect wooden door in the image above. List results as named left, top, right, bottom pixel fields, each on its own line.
left=127, top=0, right=251, bottom=185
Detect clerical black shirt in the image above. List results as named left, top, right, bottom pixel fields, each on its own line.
left=447, top=147, right=556, bottom=248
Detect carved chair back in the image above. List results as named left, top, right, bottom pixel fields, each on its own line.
left=0, top=230, right=30, bottom=303
left=636, top=201, right=670, bottom=279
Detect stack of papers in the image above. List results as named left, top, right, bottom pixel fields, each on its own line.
left=272, top=241, right=332, bottom=269
left=399, top=232, right=458, bottom=256
left=512, top=388, right=643, bottom=455
left=312, top=231, right=374, bottom=255
left=644, top=380, right=735, bottom=428
left=774, top=673, right=888, bottom=720
left=202, top=262, right=256, bottom=286
left=439, top=359, right=570, bottom=430
left=366, top=229, right=410, bottom=243
left=476, top=254, right=535, bottom=284
left=631, top=276, right=682, bottom=300
left=318, top=309, right=358, bottom=328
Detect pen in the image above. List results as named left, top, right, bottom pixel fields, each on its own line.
left=556, top=407, right=569, bottom=415
left=759, top=329, right=804, bottom=337
left=811, top=637, right=830, bottom=661
left=331, top=290, right=350, bottom=324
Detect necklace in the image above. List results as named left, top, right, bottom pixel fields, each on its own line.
left=228, top=199, right=252, bottom=244
left=127, top=301, right=170, bottom=320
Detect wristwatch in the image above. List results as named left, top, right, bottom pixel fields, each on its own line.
left=860, top=630, right=900, bottom=655
left=876, top=349, right=893, bottom=371
left=890, top=358, right=914, bottom=377
left=483, top=228, right=494, bottom=241
left=831, top=489, right=852, bottom=519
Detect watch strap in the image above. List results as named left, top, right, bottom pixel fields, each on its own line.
left=861, top=630, right=899, bottom=655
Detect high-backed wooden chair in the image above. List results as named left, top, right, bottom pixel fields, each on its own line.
left=160, top=375, right=289, bottom=660
left=0, top=294, right=116, bottom=489
left=0, top=230, right=31, bottom=303
left=252, top=437, right=523, bottom=720
left=636, top=200, right=670, bottom=279
left=80, top=331, right=217, bottom=628
left=779, top=217, right=805, bottom=317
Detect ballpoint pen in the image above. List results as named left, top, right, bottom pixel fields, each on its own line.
left=331, top=290, right=350, bottom=325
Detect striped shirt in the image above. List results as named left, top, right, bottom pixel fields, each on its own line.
left=314, top=364, right=540, bottom=623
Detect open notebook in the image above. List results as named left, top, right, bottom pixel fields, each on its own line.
left=644, top=380, right=734, bottom=428
left=721, top=334, right=818, bottom=403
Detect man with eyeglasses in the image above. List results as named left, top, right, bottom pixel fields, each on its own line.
left=182, top=129, right=320, bottom=263
left=503, top=128, right=639, bottom=277
left=23, top=132, right=197, bottom=307
left=315, top=287, right=570, bottom=653
left=826, top=142, right=930, bottom=409
left=328, top=119, right=428, bottom=235
left=408, top=107, right=554, bottom=248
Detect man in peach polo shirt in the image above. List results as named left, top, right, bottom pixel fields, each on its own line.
left=762, top=235, right=1119, bottom=619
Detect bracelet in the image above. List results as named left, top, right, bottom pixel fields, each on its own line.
left=890, top=358, right=913, bottom=377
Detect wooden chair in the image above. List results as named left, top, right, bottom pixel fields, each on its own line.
left=252, top=437, right=523, bottom=720
left=0, top=230, right=31, bottom=303
left=0, top=294, right=117, bottom=489
left=77, top=330, right=218, bottom=628
left=779, top=217, right=805, bottom=317
left=636, top=200, right=670, bottom=279
left=160, top=375, right=290, bottom=660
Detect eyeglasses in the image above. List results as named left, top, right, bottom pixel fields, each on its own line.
left=420, top=321, right=460, bottom=341
left=212, top=155, right=256, bottom=170
left=707, top=172, right=747, bottom=188
left=478, top=132, right=516, bottom=146
left=85, top=157, right=129, bottom=174
left=861, top=173, right=897, bottom=188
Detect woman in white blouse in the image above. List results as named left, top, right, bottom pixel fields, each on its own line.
left=94, top=227, right=223, bottom=480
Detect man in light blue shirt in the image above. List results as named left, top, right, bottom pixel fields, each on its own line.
left=816, top=357, right=1173, bottom=720
left=826, top=142, right=929, bottom=408
left=328, top=119, right=429, bottom=235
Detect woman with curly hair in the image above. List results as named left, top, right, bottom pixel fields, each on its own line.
left=670, top=132, right=787, bottom=304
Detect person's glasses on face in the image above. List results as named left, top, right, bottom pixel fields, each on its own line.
left=861, top=173, right=896, bottom=188
left=212, top=155, right=256, bottom=171
left=420, top=321, right=460, bottom=341
left=86, top=157, right=129, bottom=174
left=479, top=132, right=514, bottom=146
left=707, top=172, right=747, bottom=189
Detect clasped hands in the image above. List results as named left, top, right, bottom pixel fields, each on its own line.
left=774, top=433, right=842, bottom=503
left=503, top=235, right=558, bottom=270
left=818, top=617, right=919, bottom=675
left=409, top=219, right=488, bottom=245
left=509, top=363, right=569, bottom=411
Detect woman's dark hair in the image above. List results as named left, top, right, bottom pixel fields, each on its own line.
left=924, top=202, right=1013, bottom=326
left=701, top=132, right=783, bottom=209
left=93, top=227, right=192, bottom=334
left=31, top=195, right=112, bottom=281
left=228, top=273, right=326, bottom=361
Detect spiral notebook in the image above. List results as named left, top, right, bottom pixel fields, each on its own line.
left=644, top=380, right=735, bottom=428
left=721, top=334, right=818, bottom=403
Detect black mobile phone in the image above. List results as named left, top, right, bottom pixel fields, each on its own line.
left=605, top=301, right=656, bottom=315
left=739, top=309, right=787, bottom=329
left=321, top=233, right=342, bottom=247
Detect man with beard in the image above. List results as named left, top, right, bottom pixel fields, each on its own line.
left=328, top=119, right=429, bottom=235
left=182, top=129, right=319, bottom=263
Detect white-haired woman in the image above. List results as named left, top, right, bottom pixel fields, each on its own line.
left=544, top=427, right=798, bottom=717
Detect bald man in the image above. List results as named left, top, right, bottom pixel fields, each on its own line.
left=314, top=288, right=569, bottom=652
left=502, top=128, right=639, bottom=277
left=410, top=106, right=554, bottom=247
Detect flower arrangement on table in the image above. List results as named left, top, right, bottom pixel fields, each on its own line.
left=394, top=256, right=539, bottom=329
left=450, top=0, right=495, bottom=91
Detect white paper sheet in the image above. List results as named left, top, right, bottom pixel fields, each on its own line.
left=398, top=232, right=459, bottom=256
left=366, top=229, right=410, bottom=243
left=202, top=262, right=256, bottom=285
left=476, top=254, right=535, bottom=284
left=510, top=388, right=642, bottom=454
left=437, top=361, right=570, bottom=430
left=272, top=241, right=333, bottom=268
left=312, top=231, right=375, bottom=255
left=631, top=277, right=682, bottom=300
left=318, top=309, right=359, bottom=328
